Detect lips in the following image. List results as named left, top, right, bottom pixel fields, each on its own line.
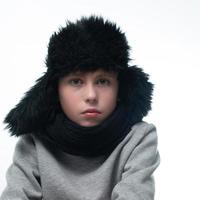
left=82, top=108, right=101, bottom=114
left=81, top=109, right=101, bottom=117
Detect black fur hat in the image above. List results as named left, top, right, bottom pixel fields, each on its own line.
left=4, top=15, right=153, bottom=136
left=46, top=15, right=130, bottom=76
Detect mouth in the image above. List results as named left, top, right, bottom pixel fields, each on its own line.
left=81, top=109, right=101, bottom=117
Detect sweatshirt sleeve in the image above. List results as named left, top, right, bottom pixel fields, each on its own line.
left=0, top=135, right=42, bottom=200
left=111, top=123, right=160, bottom=200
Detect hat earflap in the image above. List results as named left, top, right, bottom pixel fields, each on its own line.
left=119, top=66, right=154, bottom=121
left=4, top=73, right=57, bottom=136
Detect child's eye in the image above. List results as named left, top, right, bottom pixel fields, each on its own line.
left=69, top=79, right=83, bottom=86
left=96, top=79, right=110, bottom=86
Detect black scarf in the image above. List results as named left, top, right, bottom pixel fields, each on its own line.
left=37, top=104, right=138, bottom=157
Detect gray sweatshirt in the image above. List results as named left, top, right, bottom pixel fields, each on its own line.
left=0, top=122, right=160, bottom=200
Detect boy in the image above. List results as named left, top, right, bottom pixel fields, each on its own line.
left=1, top=16, right=160, bottom=200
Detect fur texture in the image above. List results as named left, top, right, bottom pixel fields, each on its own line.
left=4, top=16, right=153, bottom=136
left=46, top=15, right=130, bottom=75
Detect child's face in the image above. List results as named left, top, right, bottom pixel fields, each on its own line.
left=58, top=69, right=119, bottom=127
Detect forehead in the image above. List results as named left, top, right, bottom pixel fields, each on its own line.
left=68, top=69, right=118, bottom=77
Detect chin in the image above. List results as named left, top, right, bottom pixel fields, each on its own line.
left=79, top=121, right=101, bottom=127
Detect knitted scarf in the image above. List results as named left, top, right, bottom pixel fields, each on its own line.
left=37, top=104, right=138, bottom=157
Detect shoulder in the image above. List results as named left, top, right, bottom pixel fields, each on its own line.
left=16, top=133, right=48, bottom=150
left=131, top=121, right=156, bottom=133
left=13, top=135, right=37, bottom=159
left=9, top=134, right=43, bottom=170
left=15, top=134, right=36, bottom=152
left=117, top=121, right=158, bottom=155
left=127, top=121, right=157, bottom=143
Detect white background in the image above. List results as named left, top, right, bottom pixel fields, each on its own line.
left=0, top=0, right=200, bottom=199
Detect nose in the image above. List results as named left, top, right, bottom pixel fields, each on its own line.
left=84, top=83, right=98, bottom=104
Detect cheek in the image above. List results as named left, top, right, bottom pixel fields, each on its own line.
left=102, top=89, right=118, bottom=110
left=59, top=94, right=80, bottom=120
left=62, top=94, right=79, bottom=107
left=110, top=84, right=119, bottom=104
left=58, top=88, right=77, bottom=113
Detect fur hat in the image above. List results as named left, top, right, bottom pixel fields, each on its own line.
left=4, top=15, right=153, bottom=136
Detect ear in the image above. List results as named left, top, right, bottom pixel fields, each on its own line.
left=4, top=73, right=57, bottom=136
